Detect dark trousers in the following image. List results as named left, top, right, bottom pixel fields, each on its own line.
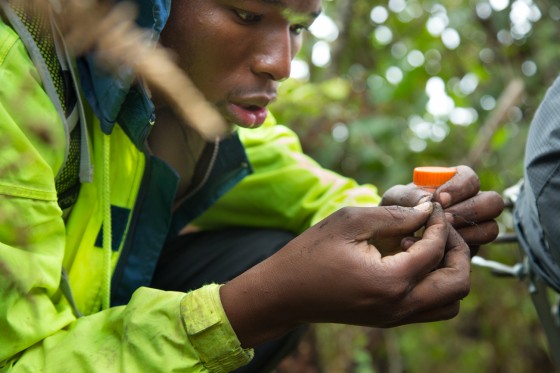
left=151, top=227, right=304, bottom=373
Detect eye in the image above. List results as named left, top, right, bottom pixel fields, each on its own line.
left=290, top=24, right=308, bottom=36
left=234, top=9, right=262, bottom=24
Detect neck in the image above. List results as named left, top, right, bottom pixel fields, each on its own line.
left=148, top=107, right=207, bottom=199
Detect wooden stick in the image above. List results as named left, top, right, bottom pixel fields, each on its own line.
left=8, top=0, right=229, bottom=141
left=465, top=78, right=525, bottom=169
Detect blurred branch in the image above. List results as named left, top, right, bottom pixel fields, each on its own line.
left=383, top=329, right=403, bottom=373
left=474, top=15, right=514, bottom=77
left=327, top=0, right=353, bottom=77
left=5, top=0, right=228, bottom=140
left=465, top=78, right=525, bottom=170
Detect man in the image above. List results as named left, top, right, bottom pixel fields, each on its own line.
left=0, top=0, right=503, bottom=372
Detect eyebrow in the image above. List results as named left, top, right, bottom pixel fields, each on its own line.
left=259, top=0, right=322, bottom=20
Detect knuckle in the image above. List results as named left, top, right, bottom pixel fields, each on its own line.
left=335, top=206, right=360, bottom=222
left=392, top=283, right=410, bottom=300
left=468, top=174, right=481, bottom=191
left=381, top=185, right=407, bottom=205
left=382, top=205, right=410, bottom=221
left=486, top=191, right=506, bottom=211
left=486, top=221, right=500, bottom=241
left=443, top=302, right=461, bottom=320
left=457, top=281, right=471, bottom=300
left=455, top=166, right=479, bottom=188
left=453, top=275, right=471, bottom=300
left=369, top=278, right=409, bottom=303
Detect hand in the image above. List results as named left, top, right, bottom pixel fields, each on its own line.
left=380, top=165, right=504, bottom=254
left=220, top=203, right=471, bottom=347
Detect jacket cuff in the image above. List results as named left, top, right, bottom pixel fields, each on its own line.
left=181, top=284, right=254, bottom=372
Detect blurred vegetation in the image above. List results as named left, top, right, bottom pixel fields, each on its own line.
left=270, top=0, right=560, bottom=372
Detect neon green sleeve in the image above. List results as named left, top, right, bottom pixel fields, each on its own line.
left=193, top=116, right=382, bottom=233
left=3, top=286, right=252, bottom=372
left=0, top=20, right=251, bottom=373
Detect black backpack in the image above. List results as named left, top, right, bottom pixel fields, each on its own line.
left=514, top=76, right=560, bottom=292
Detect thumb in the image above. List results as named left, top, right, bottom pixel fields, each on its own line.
left=399, top=203, right=449, bottom=273
left=358, top=202, right=433, bottom=243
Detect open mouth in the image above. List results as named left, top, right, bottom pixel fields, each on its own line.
left=228, top=103, right=268, bottom=127
left=244, top=105, right=263, bottom=111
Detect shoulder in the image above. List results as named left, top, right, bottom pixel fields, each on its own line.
left=0, top=19, right=66, bottom=182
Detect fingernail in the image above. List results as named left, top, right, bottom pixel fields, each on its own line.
left=439, top=192, right=451, bottom=207
left=419, top=195, right=432, bottom=204
left=414, top=201, right=433, bottom=213
left=401, top=237, right=415, bottom=249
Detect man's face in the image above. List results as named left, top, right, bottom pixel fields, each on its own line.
left=160, top=0, right=321, bottom=128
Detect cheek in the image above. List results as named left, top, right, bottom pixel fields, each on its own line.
left=184, top=50, right=238, bottom=102
left=186, top=37, right=249, bottom=93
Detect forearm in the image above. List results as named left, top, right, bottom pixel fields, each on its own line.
left=220, top=261, right=302, bottom=348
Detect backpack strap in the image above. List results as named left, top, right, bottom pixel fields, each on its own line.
left=0, top=1, right=92, bottom=210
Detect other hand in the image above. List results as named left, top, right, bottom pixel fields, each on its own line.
left=380, top=165, right=504, bottom=254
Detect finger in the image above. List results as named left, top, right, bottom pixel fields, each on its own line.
left=444, top=191, right=505, bottom=228
left=386, top=300, right=462, bottom=327
left=433, top=165, right=480, bottom=208
left=443, top=226, right=472, bottom=269
left=401, top=236, right=420, bottom=250
left=397, top=227, right=470, bottom=321
left=345, top=203, right=433, bottom=242
left=392, top=203, right=449, bottom=277
left=380, top=184, right=433, bottom=208
left=455, top=221, right=500, bottom=246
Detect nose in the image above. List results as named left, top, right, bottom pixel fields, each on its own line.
left=252, top=29, right=294, bottom=82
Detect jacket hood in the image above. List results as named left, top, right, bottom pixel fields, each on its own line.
left=77, top=0, right=171, bottom=137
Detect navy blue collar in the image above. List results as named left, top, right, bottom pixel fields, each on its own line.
left=77, top=0, right=171, bottom=143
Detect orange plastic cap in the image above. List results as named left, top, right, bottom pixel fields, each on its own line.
left=413, top=166, right=457, bottom=188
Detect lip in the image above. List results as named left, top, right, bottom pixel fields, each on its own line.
left=226, top=95, right=275, bottom=127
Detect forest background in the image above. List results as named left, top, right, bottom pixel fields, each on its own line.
left=2, top=0, right=557, bottom=372
left=269, top=0, right=560, bottom=372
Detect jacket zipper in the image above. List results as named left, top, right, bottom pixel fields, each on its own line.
left=109, top=149, right=152, bottom=306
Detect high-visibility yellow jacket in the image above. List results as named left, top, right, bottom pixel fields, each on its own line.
left=0, top=3, right=381, bottom=372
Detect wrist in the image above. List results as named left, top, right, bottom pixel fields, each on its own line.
left=220, top=266, right=301, bottom=348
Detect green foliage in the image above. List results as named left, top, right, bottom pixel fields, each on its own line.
left=271, top=0, right=560, bottom=371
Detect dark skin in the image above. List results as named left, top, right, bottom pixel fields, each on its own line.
left=221, top=203, right=471, bottom=346
left=382, top=165, right=504, bottom=256
left=152, top=0, right=504, bottom=348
